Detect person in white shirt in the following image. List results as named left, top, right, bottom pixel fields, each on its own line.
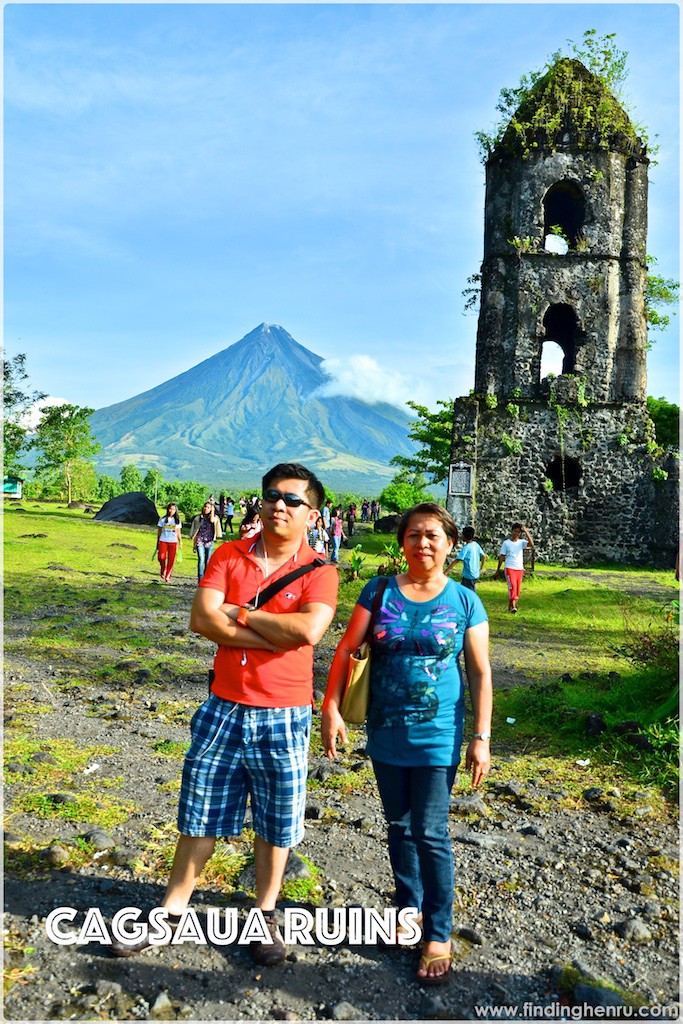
left=495, top=522, right=534, bottom=613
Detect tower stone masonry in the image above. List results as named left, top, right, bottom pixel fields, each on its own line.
left=448, top=58, right=679, bottom=567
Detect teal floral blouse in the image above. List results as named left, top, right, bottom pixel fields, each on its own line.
left=357, top=576, right=488, bottom=766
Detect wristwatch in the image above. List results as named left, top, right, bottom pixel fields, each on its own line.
left=473, top=731, right=491, bottom=741
left=236, top=607, right=250, bottom=628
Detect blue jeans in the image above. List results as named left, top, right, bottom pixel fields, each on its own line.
left=196, top=543, right=213, bottom=580
left=461, top=577, right=476, bottom=591
left=372, top=759, right=458, bottom=943
left=331, top=535, right=341, bottom=562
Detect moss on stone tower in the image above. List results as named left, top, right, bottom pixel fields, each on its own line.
left=494, top=58, right=646, bottom=161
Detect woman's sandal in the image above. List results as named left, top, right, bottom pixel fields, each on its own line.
left=417, top=944, right=452, bottom=986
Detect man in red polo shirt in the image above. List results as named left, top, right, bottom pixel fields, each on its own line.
left=113, top=463, right=338, bottom=964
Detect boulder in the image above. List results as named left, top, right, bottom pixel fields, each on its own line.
left=585, top=711, right=607, bottom=737
left=374, top=514, right=401, bottom=533
left=94, top=492, right=158, bottom=525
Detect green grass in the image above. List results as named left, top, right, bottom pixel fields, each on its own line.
left=4, top=503, right=197, bottom=584
left=135, top=823, right=251, bottom=890
left=4, top=736, right=135, bottom=830
left=12, top=791, right=135, bottom=829
left=152, top=739, right=190, bottom=759
left=5, top=504, right=679, bottom=800
left=4, top=736, right=119, bottom=775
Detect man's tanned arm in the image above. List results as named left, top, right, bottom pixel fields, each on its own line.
left=190, top=587, right=280, bottom=650
left=221, top=602, right=335, bottom=649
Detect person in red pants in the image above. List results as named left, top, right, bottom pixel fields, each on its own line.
left=495, top=522, right=534, bottom=613
left=157, top=502, right=183, bottom=581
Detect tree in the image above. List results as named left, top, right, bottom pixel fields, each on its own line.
left=32, top=404, right=101, bottom=504
left=379, top=470, right=431, bottom=513
left=69, top=459, right=99, bottom=501
left=391, top=399, right=455, bottom=485
left=645, top=258, right=680, bottom=342
left=3, top=353, right=45, bottom=474
left=97, top=475, right=121, bottom=501
left=142, top=468, right=162, bottom=501
left=647, top=396, right=680, bottom=450
left=177, top=480, right=210, bottom=518
left=120, top=463, right=144, bottom=492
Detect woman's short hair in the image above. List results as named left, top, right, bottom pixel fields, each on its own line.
left=397, top=503, right=458, bottom=547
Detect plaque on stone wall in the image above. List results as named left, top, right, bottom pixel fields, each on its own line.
left=448, top=461, right=473, bottom=496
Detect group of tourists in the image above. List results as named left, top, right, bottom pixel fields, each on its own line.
left=130, top=460, right=541, bottom=987
left=158, top=491, right=535, bottom=612
left=360, top=497, right=381, bottom=522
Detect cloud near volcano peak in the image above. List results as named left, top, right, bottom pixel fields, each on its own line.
left=312, top=356, right=412, bottom=408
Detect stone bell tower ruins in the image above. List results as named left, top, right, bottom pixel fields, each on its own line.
left=448, top=57, right=679, bottom=566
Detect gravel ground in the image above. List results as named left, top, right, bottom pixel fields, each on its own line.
left=3, top=571, right=680, bottom=1023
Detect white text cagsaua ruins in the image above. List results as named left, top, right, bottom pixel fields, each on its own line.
left=45, top=906, right=422, bottom=948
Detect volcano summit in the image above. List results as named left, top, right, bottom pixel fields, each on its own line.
left=89, top=324, right=415, bottom=490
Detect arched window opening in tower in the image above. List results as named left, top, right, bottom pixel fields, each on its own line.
left=540, top=341, right=564, bottom=379
left=543, top=181, right=586, bottom=249
left=542, top=304, right=579, bottom=375
left=545, top=455, right=582, bottom=492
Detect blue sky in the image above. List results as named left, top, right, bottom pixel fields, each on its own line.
left=4, top=3, right=680, bottom=415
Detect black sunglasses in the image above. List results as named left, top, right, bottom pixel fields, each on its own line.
left=262, top=488, right=312, bottom=509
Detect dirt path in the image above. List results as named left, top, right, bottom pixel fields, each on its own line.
left=3, top=565, right=679, bottom=1022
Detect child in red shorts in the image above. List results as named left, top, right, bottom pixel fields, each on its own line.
left=495, top=522, right=534, bottom=613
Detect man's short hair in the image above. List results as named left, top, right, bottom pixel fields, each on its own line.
left=262, top=463, right=325, bottom=511
left=397, top=502, right=459, bottom=547
left=511, top=522, right=522, bottom=532
left=462, top=526, right=475, bottom=541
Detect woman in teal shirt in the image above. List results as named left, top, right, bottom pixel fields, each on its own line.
left=323, top=503, right=492, bottom=985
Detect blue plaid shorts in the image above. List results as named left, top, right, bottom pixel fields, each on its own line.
left=177, top=695, right=312, bottom=847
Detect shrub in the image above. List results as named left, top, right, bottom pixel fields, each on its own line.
left=502, top=433, right=523, bottom=455
left=348, top=545, right=367, bottom=580
left=377, top=539, right=407, bottom=576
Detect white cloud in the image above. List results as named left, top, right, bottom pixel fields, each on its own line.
left=20, top=396, right=71, bottom=431
left=313, top=356, right=413, bottom=408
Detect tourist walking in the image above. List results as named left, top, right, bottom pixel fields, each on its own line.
left=322, top=503, right=492, bottom=985
left=455, top=526, right=486, bottom=591
left=156, top=503, right=183, bottom=582
left=495, top=522, right=534, bottom=613
left=329, top=506, right=346, bottom=563
left=190, top=502, right=223, bottom=581
left=346, top=504, right=357, bottom=538
left=224, top=496, right=236, bottom=535
left=309, top=515, right=329, bottom=557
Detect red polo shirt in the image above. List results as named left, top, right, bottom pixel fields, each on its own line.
left=198, top=536, right=338, bottom=707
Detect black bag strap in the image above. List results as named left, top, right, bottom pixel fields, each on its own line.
left=363, top=576, right=389, bottom=646
left=245, top=558, right=328, bottom=610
